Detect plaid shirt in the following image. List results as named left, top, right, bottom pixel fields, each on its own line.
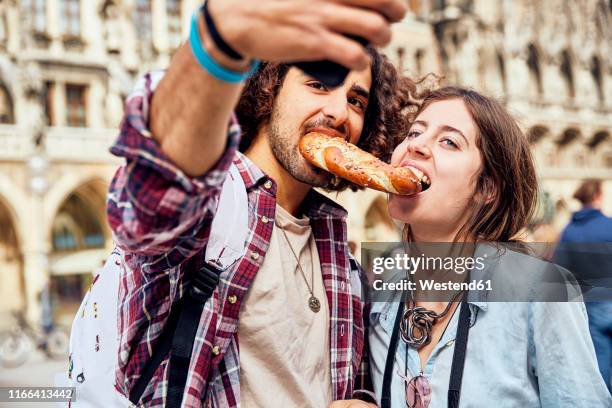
left=107, top=71, right=370, bottom=407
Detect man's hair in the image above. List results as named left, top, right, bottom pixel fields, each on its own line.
left=573, top=179, right=602, bottom=206
left=235, top=47, right=415, bottom=191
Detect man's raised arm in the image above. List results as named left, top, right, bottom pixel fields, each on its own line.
left=108, top=0, right=407, bottom=258
left=149, top=0, right=407, bottom=176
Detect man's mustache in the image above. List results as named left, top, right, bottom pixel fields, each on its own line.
left=303, top=118, right=348, bottom=140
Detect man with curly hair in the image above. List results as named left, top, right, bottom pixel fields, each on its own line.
left=106, top=1, right=409, bottom=406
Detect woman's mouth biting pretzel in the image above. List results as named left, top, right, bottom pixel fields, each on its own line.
left=299, top=132, right=430, bottom=195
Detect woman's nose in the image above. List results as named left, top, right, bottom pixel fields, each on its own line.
left=406, top=138, right=431, bottom=158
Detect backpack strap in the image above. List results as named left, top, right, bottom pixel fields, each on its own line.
left=129, top=164, right=248, bottom=406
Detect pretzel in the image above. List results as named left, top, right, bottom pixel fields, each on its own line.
left=299, top=132, right=429, bottom=195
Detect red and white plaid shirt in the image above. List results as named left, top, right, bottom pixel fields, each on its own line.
left=107, top=71, right=370, bottom=407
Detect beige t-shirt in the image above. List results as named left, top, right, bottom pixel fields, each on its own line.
left=238, top=204, right=332, bottom=408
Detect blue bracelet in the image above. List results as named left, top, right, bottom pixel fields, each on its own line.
left=189, top=11, right=260, bottom=83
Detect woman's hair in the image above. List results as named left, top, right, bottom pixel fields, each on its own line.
left=235, top=47, right=418, bottom=191
left=405, top=86, right=539, bottom=242
left=573, top=179, right=602, bottom=205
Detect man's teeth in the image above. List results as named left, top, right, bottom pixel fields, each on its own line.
left=422, top=175, right=430, bottom=186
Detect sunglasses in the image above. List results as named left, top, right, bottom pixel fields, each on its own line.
left=398, top=370, right=432, bottom=408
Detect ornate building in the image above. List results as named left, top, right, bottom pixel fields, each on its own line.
left=338, top=0, right=612, bottom=248
left=0, top=0, right=201, bottom=327
left=0, top=0, right=610, bottom=327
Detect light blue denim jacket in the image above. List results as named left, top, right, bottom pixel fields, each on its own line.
left=369, top=245, right=612, bottom=407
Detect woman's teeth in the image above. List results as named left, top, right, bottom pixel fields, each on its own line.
left=406, top=166, right=431, bottom=190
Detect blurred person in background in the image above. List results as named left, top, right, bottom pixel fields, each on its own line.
left=555, top=179, right=612, bottom=392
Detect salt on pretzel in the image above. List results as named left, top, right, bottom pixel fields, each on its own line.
left=299, top=132, right=428, bottom=195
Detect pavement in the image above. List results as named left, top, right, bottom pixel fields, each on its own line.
left=0, top=350, right=67, bottom=407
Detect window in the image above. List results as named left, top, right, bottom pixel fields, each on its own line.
left=167, top=0, right=182, bottom=49
left=560, top=50, right=575, bottom=99
left=0, top=84, right=14, bottom=124
left=66, top=84, right=87, bottom=127
left=134, top=0, right=153, bottom=52
left=60, top=0, right=81, bottom=37
left=43, top=81, right=54, bottom=125
left=22, top=0, right=46, bottom=33
left=591, top=56, right=604, bottom=103
left=527, top=44, right=543, bottom=96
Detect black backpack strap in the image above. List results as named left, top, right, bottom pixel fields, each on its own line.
left=129, top=263, right=221, bottom=406
left=447, top=302, right=471, bottom=408
left=381, top=300, right=404, bottom=408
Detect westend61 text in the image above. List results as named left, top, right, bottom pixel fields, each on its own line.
left=373, top=279, right=493, bottom=292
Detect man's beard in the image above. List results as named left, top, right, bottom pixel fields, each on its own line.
left=267, top=112, right=335, bottom=188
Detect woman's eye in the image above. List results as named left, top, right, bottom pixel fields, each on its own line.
left=442, top=138, right=458, bottom=148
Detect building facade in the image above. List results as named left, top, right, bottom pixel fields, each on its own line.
left=0, top=0, right=610, bottom=327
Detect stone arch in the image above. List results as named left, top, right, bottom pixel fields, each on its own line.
left=47, top=178, right=109, bottom=324
left=0, top=194, right=26, bottom=319
left=0, top=174, right=28, bottom=246
left=45, top=173, right=108, bottom=235
left=47, top=177, right=109, bottom=248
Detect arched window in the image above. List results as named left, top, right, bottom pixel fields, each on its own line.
left=527, top=125, right=549, bottom=144
left=21, top=0, right=46, bottom=33
left=557, top=128, right=580, bottom=146
left=0, top=84, right=14, bottom=124
left=167, top=0, right=182, bottom=50
left=588, top=131, right=609, bottom=149
left=527, top=44, right=543, bottom=96
left=560, top=50, right=575, bottom=99
left=591, top=56, right=604, bottom=103
left=52, top=193, right=105, bottom=252
left=133, top=0, right=153, bottom=58
left=496, top=51, right=506, bottom=93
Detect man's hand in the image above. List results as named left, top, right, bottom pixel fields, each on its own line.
left=328, top=400, right=378, bottom=408
left=150, top=0, right=408, bottom=177
left=210, top=0, right=408, bottom=71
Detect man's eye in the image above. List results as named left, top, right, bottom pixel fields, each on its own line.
left=307, top=81, right=327, bottom=91
left=348, top=97, right=366, bottom=110
left=406, top=130, right=421, bottom=139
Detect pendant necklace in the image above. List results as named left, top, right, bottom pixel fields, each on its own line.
left=399, top=290, right=464, bottom=348
left=279, top=226, right=321, bottom=313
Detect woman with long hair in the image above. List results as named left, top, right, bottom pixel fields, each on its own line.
left=368, top=87, right=612, bottom=407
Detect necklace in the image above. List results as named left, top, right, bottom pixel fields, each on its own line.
left=399, top=290, right=464, bottom=349
left=278, top=226, right=321, bottom=313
